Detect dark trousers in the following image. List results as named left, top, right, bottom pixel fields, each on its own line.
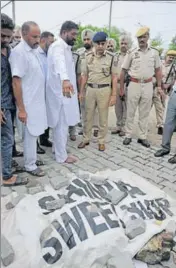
left=162, top=91, right=176, bottom=151
left=39, top=128, right=49, bottom=144
left=1, top=109, right=14, bottom=180
left=11, top=110, right=17, bottom=154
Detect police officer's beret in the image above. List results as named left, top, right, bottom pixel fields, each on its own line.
left=93, top=31, right=108, bottom=43
left=81, top=29, right=94, bottom=41
left=167, top=50, right=176, bottom=56
left=136, top=26, right=150, bottom=38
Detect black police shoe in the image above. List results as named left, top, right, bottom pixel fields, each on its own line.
left=40, top=140, right=52, bottom=147
left=168, top=154, right=176, bottom=164
left=123, top=138, right=132, bottom=145
left=157, top=127, right=163, bottom=135
left=137, top=139, right=150, bottom=148
left=154, top=149, right=170, bottom=157
left=12, top=150, right=23, bottom=157
left=37, top=141, right=45, bottom=154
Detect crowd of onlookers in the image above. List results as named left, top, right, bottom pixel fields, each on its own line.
left=1, top=12, right=176, bottom=187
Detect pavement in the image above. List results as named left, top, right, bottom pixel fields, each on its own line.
left=2, top=104, right=176, bottom=199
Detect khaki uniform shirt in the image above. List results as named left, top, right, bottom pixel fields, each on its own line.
left=115, top=52, right=126, bottom=80
left=81, top=50, right=118, bottom=84
left=72, top=52, right=79, bottom=73
left=122, top=46, right=161, bottom=79
left=161, top=62, right=176, bottom=85
left=76, top=47, right=92, bottom=75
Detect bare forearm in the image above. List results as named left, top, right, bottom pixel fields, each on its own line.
left=155, top=68, right=162, bottom=87
left=12, top=77, right=25, bottom=111
left=120, top=69, right=126, bottom=91
left=77, top=74, right=81, bottom=92
left=111, top=74, right=117, bottom=96
left=80, top=75, right=88, bottom=94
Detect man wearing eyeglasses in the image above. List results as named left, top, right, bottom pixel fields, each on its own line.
left=78, top=31, right=118, bottom=151
left=76, top=29, right=99, bottom=138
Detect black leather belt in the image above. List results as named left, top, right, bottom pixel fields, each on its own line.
left=87, top=83, right=110, bottom=88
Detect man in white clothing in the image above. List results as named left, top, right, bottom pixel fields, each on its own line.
left=37, top=31, right=54, bottom=154
left=9, top=21, right=47, bottom=177
left=46, top=21, right=80, bottom=163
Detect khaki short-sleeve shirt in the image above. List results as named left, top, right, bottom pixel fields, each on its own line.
left=122, top=46, right=161, bottom=79
left=161, top=62, right=176, bottom=84
left=81, top=50, right=118, bottom=84
left=115, top=52, right=126, bottom=78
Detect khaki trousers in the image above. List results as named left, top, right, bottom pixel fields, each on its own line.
left=80, top=96, right=99, bottom=131
left=152, top=87, right=164, bottom=127
left=114, top=83, right=127, bottom=131
left=125, top=81, right=153, bottom=139
left=83, top=86, right=111, bottom=144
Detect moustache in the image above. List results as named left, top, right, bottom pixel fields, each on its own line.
left=33, top=43, right=39, bottom=48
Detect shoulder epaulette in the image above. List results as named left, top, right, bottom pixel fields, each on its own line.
left=76, top=47, right=85, bottom=55
left=106, top=50, right=114, bottom=57
left=151, top=46, right=159, bottom=51
left=73, top=52, right=79, bottom=56
left=86, top=51, right=93, bottom=57
left=127, top=47, right=137, bottom=54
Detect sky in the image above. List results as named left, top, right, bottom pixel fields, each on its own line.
left=1, top=0, right=176, bottom=49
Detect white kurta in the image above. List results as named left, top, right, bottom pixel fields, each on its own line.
left=9, top=40, right=47, bottom=136
left=46, top=37, right=80, bottom=128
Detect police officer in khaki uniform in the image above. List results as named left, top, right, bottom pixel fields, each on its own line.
left=121, top=27, right=162, bottom=148
left=76, top=29, right=99, bottom=137
left=111, top=34, right=131, bottom=136
left=78, top=31, right=118, bottom=151
left=161, top=50, right=176, bottom=95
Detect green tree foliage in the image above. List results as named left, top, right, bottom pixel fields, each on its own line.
left=150, top=34, right=164, bottom=55
left=169, top=35, right=176, bottom=50
left=73, top=24, right=121, bottom=52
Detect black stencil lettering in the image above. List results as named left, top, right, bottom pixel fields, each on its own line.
left=42, top=237, right=62, bottom=264
left=93, top=185, right=108, bottom=199
left=104, top=181, right=114, bottom=192
left=93, top=201, right=120, bottom=229
left=52, top=206, right=88, bottom=250
left=66, top=184, right=86, bottom=203
left=38, top=196, right=56, bottom=215
left=137, top=201, right=154, bottom=219
left=121, top=202, right=146, bottom=219
left=100, top=207, right=120, bottom=229
left=155, top=198, right=173, bottom=217
left=85, top=181, right=103, bottom=199
left=115, top=181, right=145, bottom=198
left=78, top=201, right=109, bottom=235
left=72, top=179, right=95, bottom=198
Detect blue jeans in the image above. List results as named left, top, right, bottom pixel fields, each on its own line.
left=1, top=109, right=14, bottom=180
left=162, top=91, right=176, bottom=151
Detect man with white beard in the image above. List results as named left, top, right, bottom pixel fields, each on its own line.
left=46, top=21, right=80, bottom=163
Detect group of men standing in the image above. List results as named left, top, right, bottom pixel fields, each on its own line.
left=1, top=13, right=176, bottom=187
